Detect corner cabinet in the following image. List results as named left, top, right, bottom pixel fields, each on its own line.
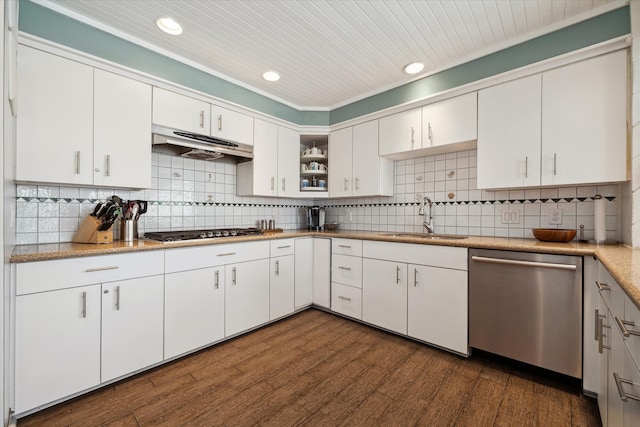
left=328, top=121, right=393, bottom=198
left=478, top=50, right=628, bottom=189
left=17, top=46, right=152, bottom=189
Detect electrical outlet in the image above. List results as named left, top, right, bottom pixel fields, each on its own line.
left=548, top=208, right=562, bottom=225
left=415, top=193, right=423, bottom=201
left=501, top=208, right=520, bottom=224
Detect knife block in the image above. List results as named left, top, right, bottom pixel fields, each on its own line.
left=73, top=216, right=114, bottom=244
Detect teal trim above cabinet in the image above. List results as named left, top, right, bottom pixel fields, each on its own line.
left=19, top=0, right=629, bottom=127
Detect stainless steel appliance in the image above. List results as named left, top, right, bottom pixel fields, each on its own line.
left=469, top=249, right=583, bottom=378
left=144, top=227, right=261, bottom=242
left=152, top=125, right=254, bottom=161
left=306, top=206, right=325, bottom=231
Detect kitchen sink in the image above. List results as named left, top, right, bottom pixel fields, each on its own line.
left=380, top=233, right=468, bottom=240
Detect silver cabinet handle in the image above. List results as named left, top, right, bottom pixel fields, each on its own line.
left=613, top=373, right=640, bottom=402
left=199, top=110, right=204, bottom=128
left=338, top=296, right=351, bottom=302
left=338, top=244, right=352, bottom=249
left=275, top=260, right=280, bottom=276
left=115, top=286, right=120, bottom=311
left=338, top=266, right=351, bottom=271
left=553, top=153, right=557, bottom=176
left=217, top=114, right=222, bottom=132
left=282, top=177, right=286, bottom=191
left=598, top=316, right=611, bottom=354
left=232, top=267, right=236, bottom=285
left=525, top=156, right=528, bottom=178
left=343, top=178, right=348, bottom=191
left=410, top=126, right=415, bottom=148
left=414, top=268, right=418, bottom=287
left=75, top=151, right=80, bottom=175
left=595, top=308, right=603, bottom=341
left=271, top=177, right=275, bottom=190
left=614, top=316, right=640, bottom=338
left=396, top=266, right=401, bottom=284
left=428, top=123, right=432, bottom=143
left=217, top=252, right=237, bottom=257
left=596, top=281, right=610, bottom=291
left=277, top=245, right=291, bottom=249
left=471, top=256, right=576, bottom=271
left=82, top=291, right=87, bottom=318
left=105, top=154, right=111, bottom=177
left=355, top=177, right=360, bottom=191
left=85, top=266, right=119, bottom=272
left=214, top=270, right=219, bottom=289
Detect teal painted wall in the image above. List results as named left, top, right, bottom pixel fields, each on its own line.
left=19, top=0, right=629, bottom=127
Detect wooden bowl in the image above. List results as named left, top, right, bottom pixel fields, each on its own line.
left=324, top=222, right=339, bottom=231
left=532, top=228, right=576, bottom=242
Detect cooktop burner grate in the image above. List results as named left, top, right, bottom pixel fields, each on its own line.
left=144, top=228, right=262, bottom=242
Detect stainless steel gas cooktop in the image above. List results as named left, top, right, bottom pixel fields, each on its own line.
left=144, top=228, right=262, bottom=243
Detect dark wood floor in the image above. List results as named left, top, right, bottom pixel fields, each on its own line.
left=19, top=309, right=601, bottom=426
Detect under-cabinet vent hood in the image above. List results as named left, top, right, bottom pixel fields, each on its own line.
left=152, top=125, right=253, bottom=161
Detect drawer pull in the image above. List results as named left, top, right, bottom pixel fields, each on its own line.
left=596, top=281, right=610, bottom=291
left=277, top=245, right=292, bottom=249
left=414, top=268, right=418, bottom=287
left=396, top=266, right=401, bottom=284
left=613, top=373, right=640, bottom=402
left=337, top=245, right=352, bottom=249
left=338, top=266, right=351, bottom=271
left=85, top=266, right=119, bottom=272
left=275, top=260, right=280, bottom=276
left=115, top=286, right=121, bottom=311
left=217, top=252, right=236, bottom=257
left=214, top=270, right=219, bottom=289
left=338, top=296, right=351, bottom=302
left=598, top=316, right=611, bottom=354
left=232, top=267, right=237, bottom=285
left=81, top=291, right=87, bottom=318
left=614, top=316, right=640, bottom=338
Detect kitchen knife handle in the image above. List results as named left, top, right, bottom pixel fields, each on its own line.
left=75, top=151, right=80, bottom=175
left=214, top=270, right=219, bottom=289
left=199, top=110, right=204, bottom=128
left=115, top=286, right=120, bottom=311
left=81, top=291, right=87, bottom=318
left=275, top=260, right=280, bottom=276
left=105, top=155, right=111, bottom=177
left=232, top=267, right=237, bottom=285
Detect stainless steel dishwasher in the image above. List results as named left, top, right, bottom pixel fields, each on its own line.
left=469, top=249, right=582, bottom=378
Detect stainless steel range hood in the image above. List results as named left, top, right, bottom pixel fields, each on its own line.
left=152, top=125, right=253, bottom=161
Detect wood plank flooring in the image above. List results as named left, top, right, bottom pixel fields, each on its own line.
left=18, top=309, right=601, bottom=427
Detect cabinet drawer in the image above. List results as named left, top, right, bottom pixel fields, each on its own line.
left=363, top=240, right=467, bottom=270
left=332, top=283, right=362, bottom=320
left=16, top=251, right=164, bottom=295
left=597, top=267, right=625, bottom=315
left=332, top=238, right=362, bottom=256
left=165, top=241, right=270, bottom=273
left=332, top=254, right=362, bottom=288
left=624, top=297, right=640, bottom=370
left=270, top=239, right=295, bottom=257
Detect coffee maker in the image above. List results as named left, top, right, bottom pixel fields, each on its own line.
left=306, top=206, right=325, bottom=231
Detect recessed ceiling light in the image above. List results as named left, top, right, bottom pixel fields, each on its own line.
left=262, top=71, right=280, bottom=82
left=156, top=17, right=182, bottom=35
left=403, top=62, right=424, bottom=75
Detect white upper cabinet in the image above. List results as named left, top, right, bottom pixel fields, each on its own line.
left=152, top=87, right=210, bottom=134
left=277, top=126, right=300, bottom=197
left=329, top=121, right=393, bottom=198
left=422, top=92, right=477, bottom=148
left=94, top=70, right=152, bottom=189
left=211, top=105, right=254, bottom=146
left=541, top=50, right=627, bottom=186
left=478, top=50, right=628, bottom=189
left=477, top=75, right=542, bottom=189
left=379, top=108, right=422, bottom=157
left=17, top=46, right=94, bottom=185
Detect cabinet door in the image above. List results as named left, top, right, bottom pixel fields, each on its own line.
left=246, top=119, right=278, bottom=196
left=353, top=121, right=393, bottom=197
left=598, top=294, right=610, bottom=427
left=362, top=258, right=407, bottom=334
left=270, top=255, right=295, bottom=319
left=328, top=127, right=353, bottom=197
left=294, top=238, right=313, bottom=308
left=542, top=50, right=627, bottom=186
left=164, top=267, right=225, bottom=359
left=312, top=238, right=331, bottom=308
left=94, top=70, right=152, bottom=188
left=211, top=105, right=254, bottom=146
left=277, top=126, right=300, bottom=197
left=17, top=46, right=93, bottom=185
left=477, top=75, right=542, bottom=189
left=102, top=275, right=164, bottom=382
left=15, top=285, right=101, bottom=413
left=622, top=346, right=640, bottom=427
left=152, top=87, right=210, bottom=134
left=608, top=306, right=625, bottom=427
left=379, top=108, right=422, bottom=156
left=225, top=259, right=270, bottom=336
left=408, top=264, right=468, bottom=354
left=422, top=92, right=477, bottom=148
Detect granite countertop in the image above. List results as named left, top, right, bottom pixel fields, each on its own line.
left=10, top=229, right=640, bottom=310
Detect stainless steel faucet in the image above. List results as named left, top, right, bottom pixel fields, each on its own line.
left=418, top=196, right=434, bottom=234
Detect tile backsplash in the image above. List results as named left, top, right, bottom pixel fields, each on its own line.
left=15, top=149, right=619, bottom=244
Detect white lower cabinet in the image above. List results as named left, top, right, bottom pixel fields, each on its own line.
left=15, top=285, right=101, bottom=413
left=270, top=254, right=295, bottom=320
left=331, top=283, right=362, bottom=319
left=331, top=239, right=363, bottom=320
left=164, top=267, right=225, bottom=359
left=361, top=240, right=468, bottom=355
left=101, top=275, right=164, bottom=382
left=225, top=259, right=270, bottom=336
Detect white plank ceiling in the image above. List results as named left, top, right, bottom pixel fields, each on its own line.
left=37, top=0, right=624, bottom=110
